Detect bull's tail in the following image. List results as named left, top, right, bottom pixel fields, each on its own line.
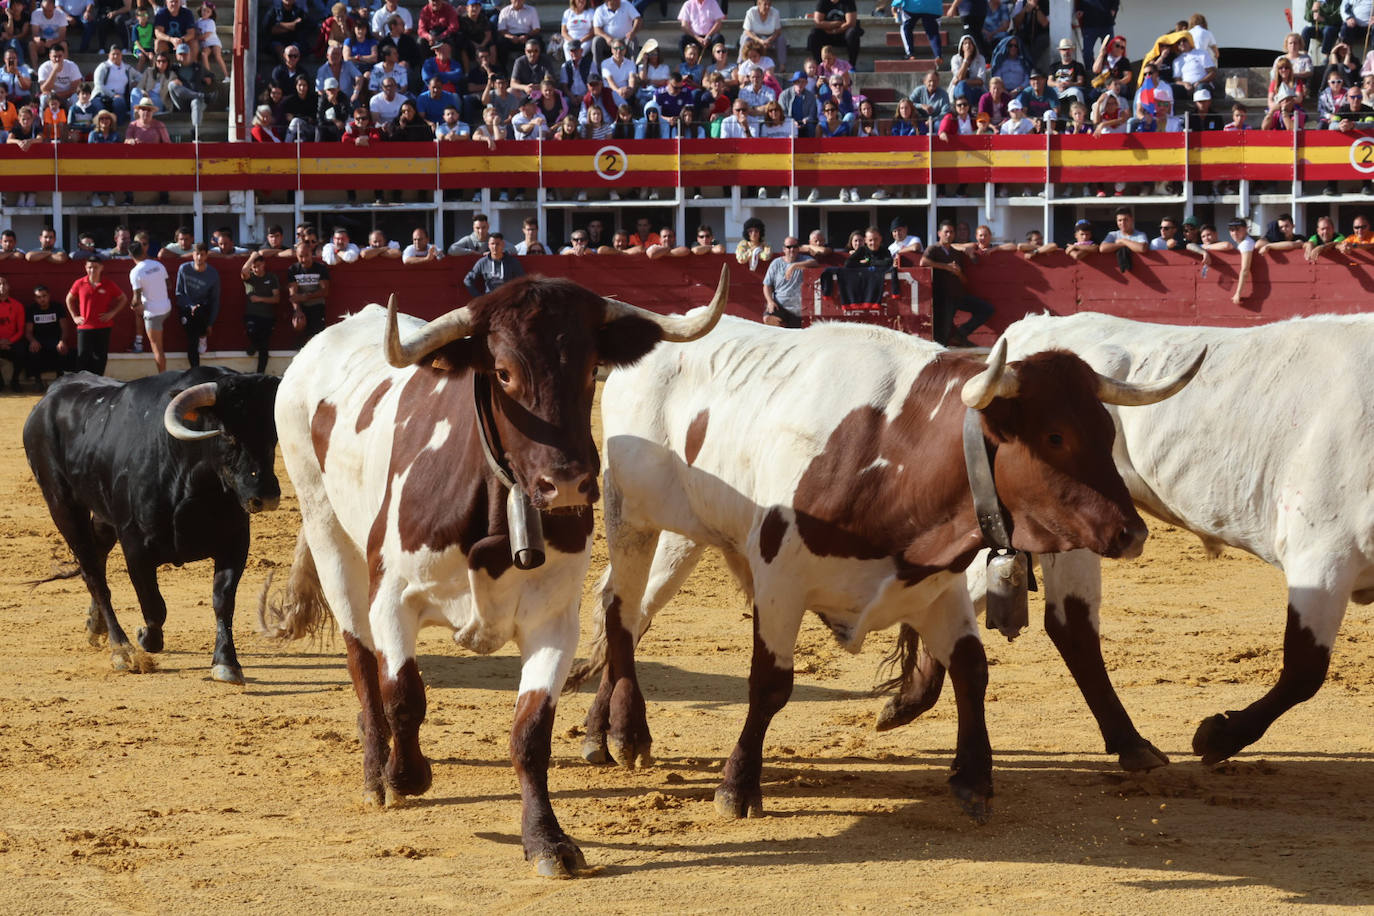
left=873, top=622, right=922, bottom=696
left=27, top=565, right=82, bottom=588
left=563, top=567, right=612, bottom=693
left=257, top=528, right=335, bottom=641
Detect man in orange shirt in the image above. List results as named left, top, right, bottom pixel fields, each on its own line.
left=0, top=83, right=18, bottom=131
left=0, top=275, right=27, bottom=390
left=65, top=255, right=128, bottom=375
left=628, top=216, right=661, bottom=248
left=1338, top=214, right=1374, bottom=253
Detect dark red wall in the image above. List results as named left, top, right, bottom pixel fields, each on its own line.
left=6, top=248, right=1372, bottom=354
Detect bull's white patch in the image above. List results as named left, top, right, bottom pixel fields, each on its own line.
left=928, top=378, right=959, bottom=422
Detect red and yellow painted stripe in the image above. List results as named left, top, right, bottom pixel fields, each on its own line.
left=1, top=133, right=1372, bottom=193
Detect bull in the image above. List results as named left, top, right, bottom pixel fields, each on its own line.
left=23, top=367, right=282, bottom=684
left=572, top=316, right=1201, bottom=821
left=263, top=271, right=728, bottom=877
left=884, top=312, right=1374, bottom=769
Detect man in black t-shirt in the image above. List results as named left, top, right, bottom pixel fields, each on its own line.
left=24, top=284, right=73, bottom=386
left=286, top=240, right=331, bottom=345
left=1050, top=38, right=1088, bottom=109
left=920, top=220, right=995, bottom=346
left=806, top=0, right=862, bottom=68
left=241, top=250, right=281, bottom=373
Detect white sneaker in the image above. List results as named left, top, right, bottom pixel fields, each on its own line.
left=648, top=189, right=660, bottom=200
left=871, top=189, right=889, bottom=200
left=513, top=191, right=525, bottom=201
left=198, top=338, right=208, bottom=355
left=576, top=190, right=587, bottom=201
left=471, top=191, right=481, bottom=202
left=609, top=190, right=621, bottom=201
left=90, top=193, right=103, bottom=207
left=692, top=192, right=703, bottom=199
left=498, top=190, right=509, bottom=201
left=757, top=187, right=767, bottom=199
left=25, top=193, right=35, bottom=207
left=779, top=189, right=789, bottom=200
left=806, top=189, right=819, bottom=203
left=546, top=189, right=558, bottom=201
left=848, top=188, right=859, bottom=201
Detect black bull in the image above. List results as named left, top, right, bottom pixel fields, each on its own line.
left=23, top=368, right=281, bottom=683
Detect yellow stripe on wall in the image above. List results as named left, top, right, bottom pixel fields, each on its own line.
left=300, top=156, right=437, bottom=176
left=438, top=155, right=539, bottom=174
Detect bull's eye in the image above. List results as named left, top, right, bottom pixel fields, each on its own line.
left=1047, top=433, right=1064, bottom=448
left=496, top=368, right=512, bottom=386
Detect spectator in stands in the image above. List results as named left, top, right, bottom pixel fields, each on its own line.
left=1259, top=213, right=1305, bottom=254
left=1269, top=56, right=1305, bottom=109
left=691, top=224, right=726, bottom=254
left=737, top=64, right=775, bottom=115
left=1305, top=214, right=1344, bottom=260
left=817, top=71, right=855, bottom=118
left=342, top=104, right=382, bottom=145
left=1012, top=0, right=1050, bottom=69
left=371, top=43, right=411, bottom=96
left=1074, top=0, right=1117, bottom=61
left=154, top=0, right=196, bottom=59
left=642, top=227, right=685, bottom=258
left=1203, top=217, right=1255, bottom=305
left=379, top=14, right=424, bottom=77
left=459, top=0, right=494, bottom=63
left=1091, top=34, right=1132, bottom=95
left=591, top=0, right=639, bottom=63
left=133, top=48, right=177, bottom=112
left=1319, top=71, right=1348, bottom=125
left=321, top=226, right=360, bottom=264
left=387, top=97, right=434, bottom=142
left=256, top=225, right=291, bottom=257
left=345, top=18, right=379, bottom=70
left=418, top=0, right=461, bottom=52
left=318, top=3, right=353, bottom=54
left=999, top=95, right=1033, bottom=142
left=1326, top=41, right=1358, bottom=86
left=286, top=239, right=329, bottom=341
left=950, top=34, right=987, bottom=100
left=210, top=226, right=246, bottom=256
left=601, top=38, right=635, bottom=104
left=369, top=75, right=405, bottom=125
left=262, top=0, right=308, bottom=61
left=938, top=94, right=976, bottom=139
left=742, top=0, right=785, bottom=68
left=1099, top=206, right=1146, bottom=272
left=977, top=74, right=1011, bottom=125
left=908, top=69, right=950, bottom=124
left=1341, top=0, right=1374, bottom=51
left=1262, top=84, right=1305, bottom=129
left=168, top=39, right=212, bottom=124
left=26, top=226, right=66, bottom=263
left=561, top=0, right=593, bottom=54
left=495, top=0, right=542, bottom=71
left=1282, top=32, right=1312, bottom=85
left=403, top=227, right=442, bottom=263
left=1050, top=36, right=1087, bottom=107
left=560, top=37, right=592, bottom=96
left=29, top=0, right=67, bottom=71
left=774, top=69, right=816, bottom=135
left=640, top=42, right=671, bottom=91
left=131, top=6, right=156, bottom=69
left=1331, top=83, right=1374, bottom=139
left=252, top=102, right=284, bottom=140
left=270, top=44, right=307, bottom=97
left=679, top=0, right=724, bottom=57
left=977, top=0, right=1013, bottom=55
left=436, top=102, right=470, bottom=137
left=356, top=229, right=399, bottom=260
left=36, top=41, right=80, bottom=109
left=510, top=93, right=546, bottom=139
left=92, top=45, right=132, bottom=123
left=888, top=216, right=922, bottom=260
left=1092, top=90, right=1126, bottom=137
left=1063, top=217, right=1097, bottom=259
left=807, top=0, right=861, bottom=69
left=1339, top=214, right=1374, bottom=252
left=371, top=0, right=412, bottom=36
left=509, top=37, right=551, bottom=97
left=1170, top=32, right=1214, bottom=99
left=40, top=88, right=67, bottom=139
left=0, top=49, right=33, bottom=107
left=318, top=40, right=363, bottom=98
left=71, top=231, right=102, bottom=260
left=895, top=0, right=944, bottom=64
left=449, top=212, right=490, bottom=254
left=990, top=33, right=1028, bottom=93
left=0, top=230, right=21, bottom=259
left=416, top=73, right=459, bottom=125
left=708, top=41, right=739, bottom=88
left=423, top=39, right=464, bottom=92
left=465, top=232, right=523, bottom=295
left=1016, top=68, right=1055, bottom=119
left=1150, top=216, right=1183, bottom=251
left=922, top=219, right=993, bottom=346
left=7, top=102, right=40, bottom=159
left=1183, top=88, right=1219, bottom=130
left=1304, top=0, right=1342, bottom=57
left=512, top=215, right=542, bottom=255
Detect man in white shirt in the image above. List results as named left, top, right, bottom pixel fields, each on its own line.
left=1207, top=216, right=1255, bottom=305
left=128, top=240, right=172, bottom=372
left=1173, top=36, right=1215, bottom=96
left=30, top=0, right=69, bottom=69
left=370, top=0, right=413, bottom=38
left=719, top=99, right=759, bottom=137
left=36, top=43, right=83, bottom=108
left=368, top=76, right=406, bottom=126
left=600, top=40, right=635, bottom=102
left=888, top=217, right=923, bottom=260
left=737, top=67, right=775, bottom=115
left=510, top=95, right=547, bottom=139
left=1100, top=207, right=1148, bottom=251
left=514, top=216, right=544, bottom=255
left=591, top=0, right=640, bottom=62
left=321, top=227, right=361, bottom=265
left=403, top=227, right=443, bottom=264
left=495, top=0, right=542, bottom=70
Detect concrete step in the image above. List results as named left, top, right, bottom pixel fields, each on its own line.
left=884, top=30, right=951, bottom=48
left=873, top=59, right=938, bottom=73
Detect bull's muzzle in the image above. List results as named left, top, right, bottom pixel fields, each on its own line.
left=533, top=470, right=597, bottom=512
left=1106, top=519, right=1149, bottom=560
left=247, top=495, right=281, bottom=514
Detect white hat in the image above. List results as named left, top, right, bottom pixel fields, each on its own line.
left=1058, top=37, right=1074, bottom=50
left=1042, top=108, right=1058, bottom=121
left=1007, top=97, right=1024, bottom=110
left=1152, top=84, right=1173, bottom=102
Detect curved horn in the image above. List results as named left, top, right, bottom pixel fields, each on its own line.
left=1095, top=347, right=1207, bottom=407
left=384, top=293, right=478, bottom=368
left=960, top=337, right=1020, bottom=409
left=601, top=264, right=729, bottom=342
left=164, top=382, right=220, bottom=442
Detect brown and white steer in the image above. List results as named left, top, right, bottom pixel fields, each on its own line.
left=265, top=271, right=727, bottom=876
left=574, top=317, right=1201, bottom=821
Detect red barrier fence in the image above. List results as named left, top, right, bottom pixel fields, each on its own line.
left=5, top=249, right=1372, bottom=356
left=6, top=132, right=1374, bottom=194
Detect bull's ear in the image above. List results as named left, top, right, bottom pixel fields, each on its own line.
left=422, top=337, right=484, bottom=372
left=597, top=315, right=664, bottom=367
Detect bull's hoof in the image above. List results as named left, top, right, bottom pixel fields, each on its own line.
left=1192, top=712, right=1250, bottom=766
left=1117, top=739, right=1170, bottom=772
left=714, top=783, right=763, bottom=819
left=875, top=695, right=928, bottom=732
left=85, top=610, right=107, bottom=647
left=607, top=734, right=653, bottom=770
left=581, top=733, right=610, bottom=766
left=136, top=626, right=164, bottom=653
left=210, top=663, right=245, bottom=686
left=951, top=783, right=992, bottom=825
left=383, top=786, right=408, bottom=808
left=362, top=787, right=385, bottom=808
left=530, top=836, right=587, bottom=878
left=386, top=753, right=433, bottom=799
left=110, top=647, right=132, bottom=672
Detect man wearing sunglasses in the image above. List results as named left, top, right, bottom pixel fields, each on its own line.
left=762, top=236, right=815, bottom=328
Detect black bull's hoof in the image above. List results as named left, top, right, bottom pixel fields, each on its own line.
left=1117, top=738, right=1170, bottom=772
left=528, top=834, right=588, bottom=878
left=1192, top=711, right=1252, bottom=766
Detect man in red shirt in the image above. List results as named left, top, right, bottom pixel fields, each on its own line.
left=0, top=275, right=26, bottom=390
left=65, top=255, right=129, bottom=376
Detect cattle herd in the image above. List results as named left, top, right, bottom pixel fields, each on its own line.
left=19, top=270, right=1374, bottom=877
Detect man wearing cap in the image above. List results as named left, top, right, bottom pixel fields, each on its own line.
left=1170, top=32, right=1214, bottom=100
left=1016, top=69, right=1056, bottom=121
left=495, top=0, right=542, bottom=71
left=1204, top=217, right=1255, bottom=305
left=888, top=217, right=923, bottom=260
left=509, top=38, right=550, bottom=96
left=168, top=39, right=213, bottom=121
left=316, top=40, right=361, bottom=97
left=458, top=0, right=494, bottom=63
left=999, top=96, right=1033, bottom=133
left=65, top=254, right=128, bottom=376
left=908, top=68, right=950, bottom=123
left=419, top=0, right=462, bottom=51
left=125, top=96, right=171, bottom=141
left=779, top=69, right=819, bottom=134
left=421, top=38, right=464, bottom=92
left=591, top=0, right=640, bottom=64
left=154, top=0, right=198, bottom=59
left=1064, top=218, right=1098, bottom=261
left=1050, top=37, right=1087, bottom=107
left=1187, top=87, right=1217, bottom=130
left=560, top=38, right=593, bottom=97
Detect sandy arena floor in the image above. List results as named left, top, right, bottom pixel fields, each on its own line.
left=1, top=390, right=1372, bottom=915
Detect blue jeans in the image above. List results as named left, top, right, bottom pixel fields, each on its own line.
left=901, top=13, right=942, bottom=58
